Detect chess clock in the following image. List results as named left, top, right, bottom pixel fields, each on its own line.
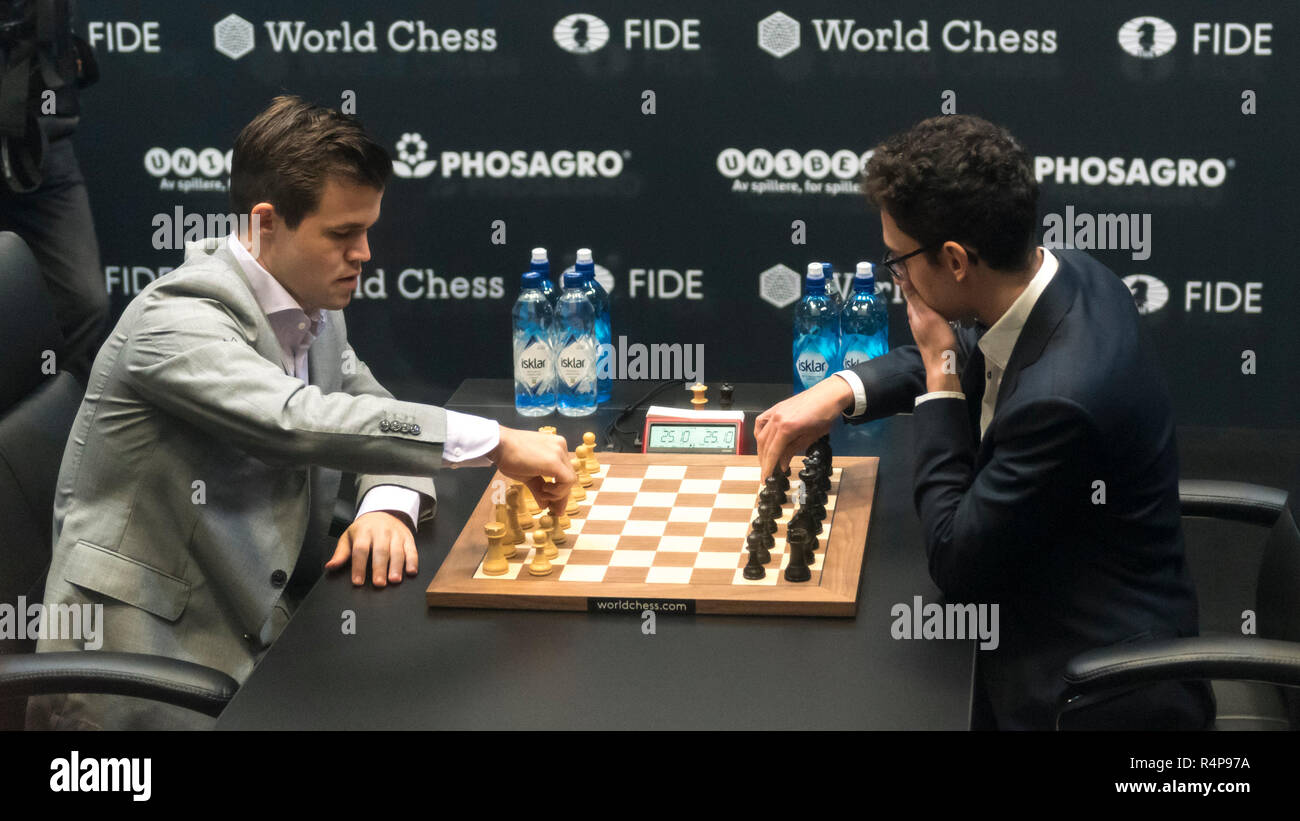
left=641, top=406, right=746, bottom=454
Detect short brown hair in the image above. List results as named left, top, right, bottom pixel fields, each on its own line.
left=863, top=115, right=1038, bottom=272
left=230, top=95, right=391, bottom=228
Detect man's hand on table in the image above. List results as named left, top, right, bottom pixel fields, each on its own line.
left=489, top=425, right=577, bottom=519
left=756, top=376, right=855, bottom=478
left=327, top=510, right=418, bottom=587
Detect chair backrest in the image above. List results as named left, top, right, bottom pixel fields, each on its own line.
left=1257, top=479, right=1300, bottom=643
left=0, top=232, right=64, bottom=413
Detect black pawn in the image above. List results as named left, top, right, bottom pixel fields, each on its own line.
left=743, top=537, right=767, bottom=580
left=785, top=527, right=811, bottom=583
left=750, top=514, right=776, bottom=552
left=765, top=474, right=787, bottom=506
left=746, top=531, right=770, bottom=566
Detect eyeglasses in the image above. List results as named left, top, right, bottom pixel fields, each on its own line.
left=879, top=245, right=934, bottom=283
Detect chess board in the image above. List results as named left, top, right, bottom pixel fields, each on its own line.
left=426, top=453, right=878, bottom=616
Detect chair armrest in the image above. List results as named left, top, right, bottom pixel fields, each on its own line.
left=0, top=651, right=239, bottom=718
left=1179, top=480, right=1288, bottom=527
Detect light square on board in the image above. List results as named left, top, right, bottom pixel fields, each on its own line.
left=645, top=566, right=695, bottom=584
left=644, top=465, right=688, bottom=479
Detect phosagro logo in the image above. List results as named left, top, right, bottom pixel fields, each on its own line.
left=214, top=13, right=255, bottom=59
left=1034, top=155, right=1232, bottom=187
left=390, top=136, right=627, bottom=180
left=759, top=264, right=801, bottom=308
left=1122, top=274, right=1170, bottom=315
left=759, top=11, right=801, bottom=58
left=1118, top=16, right=1177, bottom=58
left=554, top=13, right=610, bottom=53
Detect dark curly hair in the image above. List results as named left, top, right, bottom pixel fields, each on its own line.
left=863, top=115, right=1038, bottom=272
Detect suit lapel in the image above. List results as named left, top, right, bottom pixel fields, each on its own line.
left=208, top=244, right=290, bottom=370
left=995, top=257, right=1078, bottom=407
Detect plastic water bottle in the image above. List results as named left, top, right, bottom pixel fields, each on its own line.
left=530, top=247, right=556, bottom=303
left=792, top=263, right=839, bottom=393
left=575, top=248, right=612, bottom=404
left=821, top=262, right=842, bottom=335
left=554, top=270, right=598, bottom=416
left=839, top=262, right=890, bottom=370
left=512, top=270, right=555, bottom=416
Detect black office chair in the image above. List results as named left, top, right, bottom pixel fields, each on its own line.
left=1058, top=478, right=1300, bottom=730
left=0, top=231, right=238, bottom=728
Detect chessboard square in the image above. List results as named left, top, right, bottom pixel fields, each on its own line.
left=597, top=477, right=643, bottom=493
left=715, top=493, right=757, bottom=509
left=668, top=506, right=712, bottom=523
left=645, top=566, right=695, bottom=584
left=559, top=564, right=608, bottom=583
left=633, top=491, right=678, bottom=508
left=710, top=507, right=752, bottom=523
left=683, top=465, right=725, bottom=479
left=657, top=535, right=705, bottom=553
left=591, top=492, right=637, bottom=507
left=689, top=568, right=736, bottom=585
left=731, top=567, right=780, bottom=586
left=663, top=521, right=707, bottom=537
left=572, top=533, right=619, bottom=550
left=619, top=535, right=663, bottom=550
left=652, top=550, right=698, bottom=566
left=678, top=478, right=722, bottom=495
left=588, top=505, right=633, bottom=520
left=580, top=520, right=625, bottom=535
left=623, top=520, right=667, bottom=537
left=551, top=548, right=573, bottom=565
left=608, top=550, right=656, bottom=567
left=628, top=507, right=671, bottom=521
left=718, top=480, right=759, bottom=495
left=694, top=551, right=743, bottom=570
left=722, top=465, right=762, bottom=482
left=644, top=465, right=687, bottom=479
left=603, top=465, right=642, bottom=478
left=566, top=548, right=614, bottom=564
left=474, top=562, right=524, bottom=580
left=676, top=493, right=717, bottom=508
left=639, top=479, right=682, bottom=493
left=603, top=566, right=651, bottom=583
left=700, top=537, right=744, bottom=552
left=704, top=520, right=749, bottom=538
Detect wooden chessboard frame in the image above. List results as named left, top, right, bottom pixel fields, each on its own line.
left=426, top=453, right=879, bottom=617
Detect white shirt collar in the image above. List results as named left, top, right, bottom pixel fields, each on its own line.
left=225, top=233, right=327, bottom=327
left=977, top=247, right=1058, bottom=371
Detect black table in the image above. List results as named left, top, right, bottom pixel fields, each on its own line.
left=212, top=379, right=975, bottom=729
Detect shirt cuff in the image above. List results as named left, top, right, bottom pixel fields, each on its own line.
left=355, top=485, right=422, bottom=532
left=914, top=390, right=966, bottom=408
left=833, top=370, right=867, bottom=418
left=442, top=410, right=501, bottom=468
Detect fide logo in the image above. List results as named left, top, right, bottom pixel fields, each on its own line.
left=1123, top=274, right=1169, bottom=315
left=392, top=132, right=436, bottom=178
left=758, top=11, right=800, bottom=58
left=554, top=14, right=610, bottom=53
left=214, top=13, right=255, bottom=60
left=759, top=264, right=801, bottom=309
left=1118, top=16, right=1176, bottom=58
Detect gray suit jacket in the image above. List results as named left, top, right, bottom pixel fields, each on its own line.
left=29, top=240, right=448, bottom=729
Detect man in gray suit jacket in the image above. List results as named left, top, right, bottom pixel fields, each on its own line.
left=27, top=95, right=575, bottom=729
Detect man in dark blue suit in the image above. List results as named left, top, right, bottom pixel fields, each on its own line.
left=757, top=115, right=1212, bottom=729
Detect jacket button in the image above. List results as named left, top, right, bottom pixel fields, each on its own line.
left=400, top=422, right=411, bottom=433
left=380, top=420, right=390, bottom=432
left=270, top=569, right=287, bottom=587
left=411, top=424, right=421, bottom=435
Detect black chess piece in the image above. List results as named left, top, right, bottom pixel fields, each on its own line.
left=743, top=534, right=767, bottom=580
left=765, top=473, right=787, bottom=506
left=789, top=510, right=819, bottom=560
left=784, top=526, right=812, bottom=582
left=746, top=530, right=771, bottom=566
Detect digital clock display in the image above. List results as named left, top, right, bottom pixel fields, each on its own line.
left=647, top=423, right=737, bottom=452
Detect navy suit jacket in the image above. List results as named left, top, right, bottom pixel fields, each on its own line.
left=848, top=249, right=1210, bottom=729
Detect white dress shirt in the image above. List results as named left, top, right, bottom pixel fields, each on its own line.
left=835, top=248, right=1059, bottom=442
left=227, top=234, right=500, bottom=530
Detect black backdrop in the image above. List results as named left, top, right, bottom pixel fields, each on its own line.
left=79, top=1, right=1298, bottom=427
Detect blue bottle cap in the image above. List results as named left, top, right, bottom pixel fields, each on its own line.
left=804, top=262, right=826, bottom=294
left=521, top=270, right=544, bottom=288
left=562, top=270, right=586, bottom=288
left=575, top=247, right=595, bottom=277
left=853, top=261, right=875, bottom=291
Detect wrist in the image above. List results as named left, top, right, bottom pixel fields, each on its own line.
left=826, top=374, right=855, bottom=413
left=925, top=370, right=962, bottom=393
left=486, top=424, right=505, bottom=463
